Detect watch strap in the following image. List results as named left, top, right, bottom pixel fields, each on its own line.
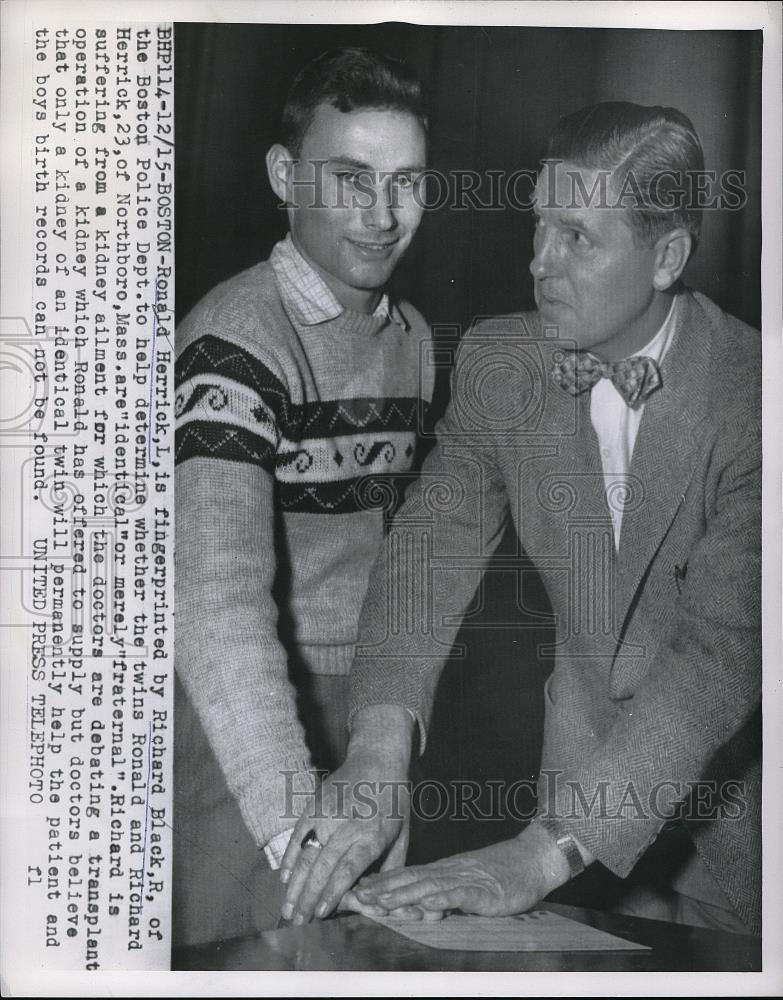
left=537, top=817, right=586, bottom=878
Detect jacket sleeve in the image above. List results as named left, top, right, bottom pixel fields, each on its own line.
left=349, top=342, right=513, bottom=752
left=175, top=332, right=312, bottom=848
left=544, top=409, right=762, bottom=877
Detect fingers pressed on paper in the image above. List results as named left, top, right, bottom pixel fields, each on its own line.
left=385, top=905, right=427, bottom=921
left=280, top=838, right=327, bottom=922
left=372, top=876, right=444, bottom=909
left=314, top=839, right=382, bottom=919
left=289, top=829, right=363, bottom=923
left=421, top=891, right=457, bottom=910
left=389, top=904, right=447, bottom=921
left=422, top=885, right=486, bottom=914
left=337, top=890, right=389, bottom=918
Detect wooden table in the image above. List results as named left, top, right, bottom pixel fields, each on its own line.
left=172, top=903, right=761, bottom=972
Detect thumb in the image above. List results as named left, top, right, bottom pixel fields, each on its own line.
left=337, top=890, right=388, bottom=918
left=381, top=822, right=409, bottom=872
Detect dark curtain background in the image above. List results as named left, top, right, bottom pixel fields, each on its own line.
left=174, top=24, right=762, bottom=862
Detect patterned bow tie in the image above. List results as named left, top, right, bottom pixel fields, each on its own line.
left=551, top=350, right=663, bottom=407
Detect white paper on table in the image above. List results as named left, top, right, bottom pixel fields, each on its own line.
left=366, top=909, right=650, bottom=952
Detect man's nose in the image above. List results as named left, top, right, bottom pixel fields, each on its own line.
left=362, top=181, right=397, bottom=231
left=529, top=224, right=559, bottom=279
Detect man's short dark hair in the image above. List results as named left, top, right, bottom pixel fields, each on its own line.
left=280, top=47, right=427, bottom=156
left=546, top=101, right=705, bottom=248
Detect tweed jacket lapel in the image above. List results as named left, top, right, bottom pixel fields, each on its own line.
left=613, top=290, right=713, bottom=632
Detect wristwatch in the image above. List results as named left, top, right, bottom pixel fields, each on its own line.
left=536, top=817, right=586, bottom=878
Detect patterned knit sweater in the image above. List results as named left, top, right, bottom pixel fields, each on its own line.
left=174, top=236, right=433, bottom=847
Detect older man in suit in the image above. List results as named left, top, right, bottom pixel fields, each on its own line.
left=277, top=102, right=761, bottom=935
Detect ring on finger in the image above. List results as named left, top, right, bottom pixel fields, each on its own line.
left=301, top=830, right=324, bottom=851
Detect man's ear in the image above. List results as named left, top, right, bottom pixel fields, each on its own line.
left=266, top=143, right=294, bottom=204
left=652, top=228, right=692, bottom=291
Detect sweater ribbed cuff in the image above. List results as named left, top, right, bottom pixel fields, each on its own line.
left=296, top=642, right=356, bottom=676
left=235, top=758, right=314, bottom=848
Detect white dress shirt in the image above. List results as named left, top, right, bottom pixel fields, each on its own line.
left=590, top=296, right=678, bottom=549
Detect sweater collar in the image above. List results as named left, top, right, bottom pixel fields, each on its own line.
left=270, top=234, right=409, bottom=331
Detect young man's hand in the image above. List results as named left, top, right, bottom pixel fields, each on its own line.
left=279, top=705, right=414, bottom=924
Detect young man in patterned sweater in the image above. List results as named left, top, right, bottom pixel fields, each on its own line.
left=173, top=47, right=432, bottom=946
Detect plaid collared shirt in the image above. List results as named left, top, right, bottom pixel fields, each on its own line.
left=264, top=827, right=292, bottom=870
left=270, top=233, right=408, bottom=330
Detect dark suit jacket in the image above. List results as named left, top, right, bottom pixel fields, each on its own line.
left=351, top=288, right=761, bottom=933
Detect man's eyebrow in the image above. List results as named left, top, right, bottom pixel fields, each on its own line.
left=558, top=212, right=587, bottom=227
left=555, top=211, right=596, bottom=233
left=327, top=156, right=374, bottom=170
left=327, top=156, right=425, bottom=173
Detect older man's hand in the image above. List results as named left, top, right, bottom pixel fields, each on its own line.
left=279, top=705, right=414, bottom=925
left=351, top=821, right=575, bottom=918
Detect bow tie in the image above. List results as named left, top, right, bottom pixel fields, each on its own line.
left=551, top=350, right=663, bottom=407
